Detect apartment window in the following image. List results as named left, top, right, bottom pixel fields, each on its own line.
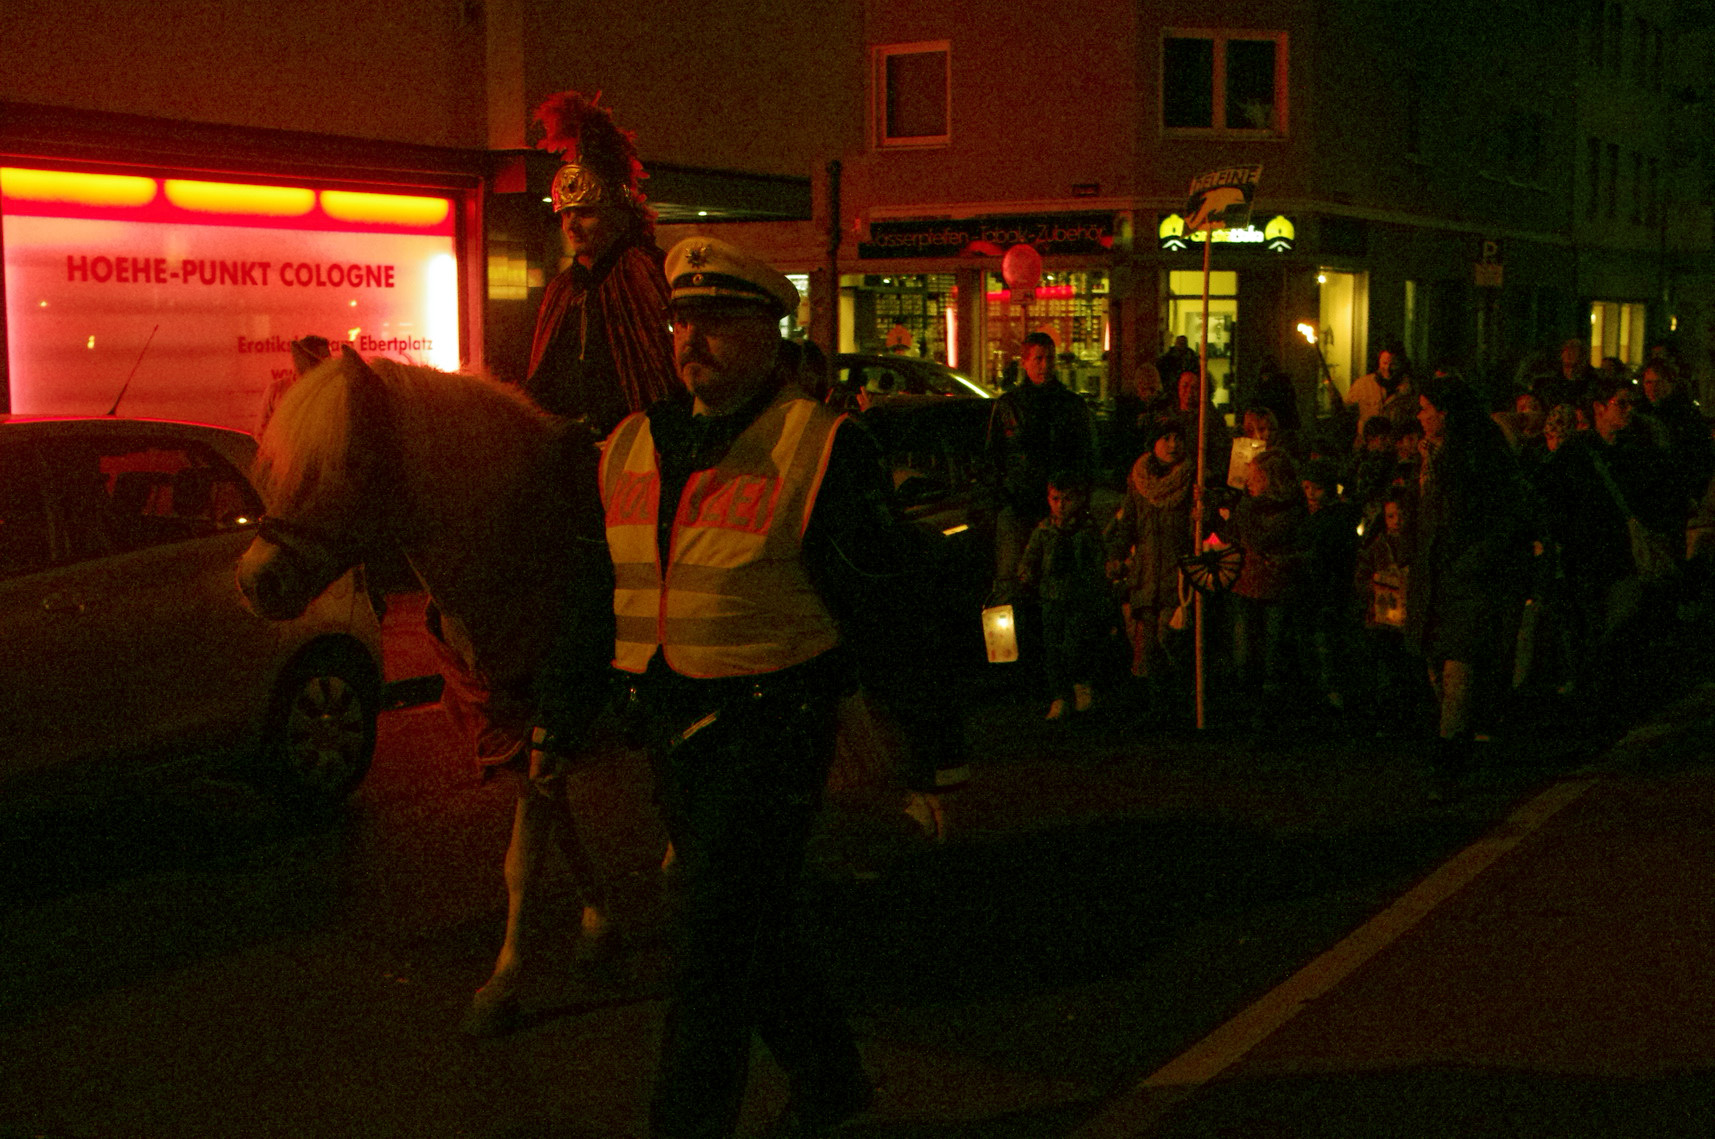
left=1162, top=31, right=1288, bottom=136
left=1598, top=141, right=1612, bottom=217
left=1588, top=137, right=1601, bottom=219
left=1589, top=1, right=1604, bottom=67
left=1631, top=151, right=1644, bottom=223
left=1608, top=3, right=1624, bottom=72
left=875, top=42, right=950, bottom=148
left=1647, top=156, right=1660, bottom=227
left=1404, top=70, right=1423, bottom=158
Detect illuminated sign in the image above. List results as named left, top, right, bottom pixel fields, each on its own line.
left=858, top=212, right=1117, bottom=260
left=1159, top=213, right=1295, bottom=253
left=2, top=167, right=460, bottom=431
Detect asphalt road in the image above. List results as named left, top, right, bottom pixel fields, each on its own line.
left=2, top=601, right=1712, bottom=1138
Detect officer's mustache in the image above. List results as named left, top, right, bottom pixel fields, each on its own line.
left=678, top=348, right=718, bottom=369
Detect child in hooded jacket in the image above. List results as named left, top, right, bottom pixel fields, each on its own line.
left=1019, top=470, right=1111, bottom=718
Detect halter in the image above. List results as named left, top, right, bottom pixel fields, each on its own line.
left=255, top=351, right=410, bottom=583
left=254, top=513, right=372, bottom=580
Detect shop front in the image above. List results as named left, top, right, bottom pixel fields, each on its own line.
left=850, top=210, right=1125, bottom=395
left=1152, top=210, right=1307, bottom=422
left=1, top=106, right=486, bottom=432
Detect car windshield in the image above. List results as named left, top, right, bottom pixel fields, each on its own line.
left=836, top=357, right=991, bottom=399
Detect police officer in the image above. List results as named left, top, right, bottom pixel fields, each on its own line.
left=534, top=236, right=965, bottom=1139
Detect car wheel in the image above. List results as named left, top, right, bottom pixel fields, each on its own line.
left=261, top=652, right=377, bottom=812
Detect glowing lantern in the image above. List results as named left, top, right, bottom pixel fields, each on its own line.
left=982, top=604, right=1019, bottom=664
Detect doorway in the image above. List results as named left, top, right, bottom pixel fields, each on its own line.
left=1167, top=270, right=1238, bottom=409
left=1317, top=269, right=1367, bottom=393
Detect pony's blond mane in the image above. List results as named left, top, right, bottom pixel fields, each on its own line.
left=252, top=355, right=553, bottom=514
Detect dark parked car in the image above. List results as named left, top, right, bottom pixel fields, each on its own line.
left=833, top=353, right=995, bottom=402
left=856, top=390, right=1121, bottom=672
left=0, top=416, right=382, bottom=809
left=854, top=394, right=1002, bottom=668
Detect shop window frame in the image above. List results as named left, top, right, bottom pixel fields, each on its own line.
left=1160, top=29, right=1289, bottom=140
left=873, top=42, right=951, bottom=150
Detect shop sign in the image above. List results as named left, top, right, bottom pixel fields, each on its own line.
left=2, top=167, right=461, bottom=431
left=1474, top=237, right=1503, bottom=287
left=1183, top=164, right=1263, bottom=232
left=1159, top=213, right=1295, bottom=253
left=857, top=211, right=1116, bottom=260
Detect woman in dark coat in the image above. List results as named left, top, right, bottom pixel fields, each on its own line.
left=1106, top=420, right=1195, bottom=710
left=1408, top=373, right=1533, bottom=786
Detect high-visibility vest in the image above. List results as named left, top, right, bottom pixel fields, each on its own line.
left=600, top=389, right=846, bottom=677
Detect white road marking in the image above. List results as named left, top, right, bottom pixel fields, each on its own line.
left=1072, top=775, right=1599, bottom=1138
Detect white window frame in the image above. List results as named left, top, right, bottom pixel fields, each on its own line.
left=1161, top=29, right=1289, bottom=139
left=874, top=41, right=951, bottom=149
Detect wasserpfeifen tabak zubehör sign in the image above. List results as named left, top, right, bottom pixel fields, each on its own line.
left=857, top=212, right=1117, bottom=260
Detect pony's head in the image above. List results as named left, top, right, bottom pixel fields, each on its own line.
left=239, top=347, right=413, bottom=620
left=238, top=346, right=561, bottom=624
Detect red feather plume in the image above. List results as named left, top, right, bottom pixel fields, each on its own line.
left=532, top=90, right=648, bottom=196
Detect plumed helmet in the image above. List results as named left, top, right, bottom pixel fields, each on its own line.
left=533, top=90, right=652, bottom=225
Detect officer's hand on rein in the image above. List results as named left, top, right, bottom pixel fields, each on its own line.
left=527, top=725, right=575, bottom=795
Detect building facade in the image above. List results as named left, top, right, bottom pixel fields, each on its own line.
left=3, top=1, right=1712, bottom=429
left=695, top=0, right=1715, bottom=422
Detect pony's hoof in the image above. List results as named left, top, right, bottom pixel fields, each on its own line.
left=460, top=984, right=522, bottom=1038
left=572, top=922, right=622, bottom=970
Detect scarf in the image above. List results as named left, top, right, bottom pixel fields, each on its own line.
left=1130, top=452, right=1193, bottom=509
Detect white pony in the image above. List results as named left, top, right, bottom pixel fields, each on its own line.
left=237, top=346, right=621, bottom=1036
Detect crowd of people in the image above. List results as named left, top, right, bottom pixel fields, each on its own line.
left=450, top=87, right=1714, bottom=1139
left=1066, top=337, right=1715, bottom=789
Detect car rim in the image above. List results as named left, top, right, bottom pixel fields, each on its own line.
left=284, top=673, right=367, bottom=792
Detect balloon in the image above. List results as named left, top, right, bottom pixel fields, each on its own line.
left=1001, top=243, right=1043, bottom=290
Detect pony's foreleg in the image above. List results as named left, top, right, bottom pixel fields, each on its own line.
left=540, top=789, right=614, bottom=956
left=462, top=778, right=611, bottom=1036
left=462, top=792, right=540, bottom=1035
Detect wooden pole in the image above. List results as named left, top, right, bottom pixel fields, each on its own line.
left=1194, top=230, right=1211, bottom=730
left=826, top=160, right=842, bottom=353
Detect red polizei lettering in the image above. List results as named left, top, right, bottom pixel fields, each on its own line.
left=607, top=470, right=659, bottom=526
left=728, top=477, right=773, bottom=530
left=694, top=477, right=740, bottom=527
left=684, top=473, right=777, bottom=534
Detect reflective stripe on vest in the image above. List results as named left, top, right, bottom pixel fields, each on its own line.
left=601, top=390, right=846, bottom=677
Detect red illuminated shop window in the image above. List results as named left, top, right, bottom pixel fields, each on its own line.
left=2, top=167, right=462, bottom=430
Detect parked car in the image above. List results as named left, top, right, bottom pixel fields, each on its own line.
left=857, top=392, right=1121, bottom=672
left=0, top=416, right=382, bottom=810
left=833, top=353, right=994, bottom=402
left=854, top=395, right=1001, bottom=669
